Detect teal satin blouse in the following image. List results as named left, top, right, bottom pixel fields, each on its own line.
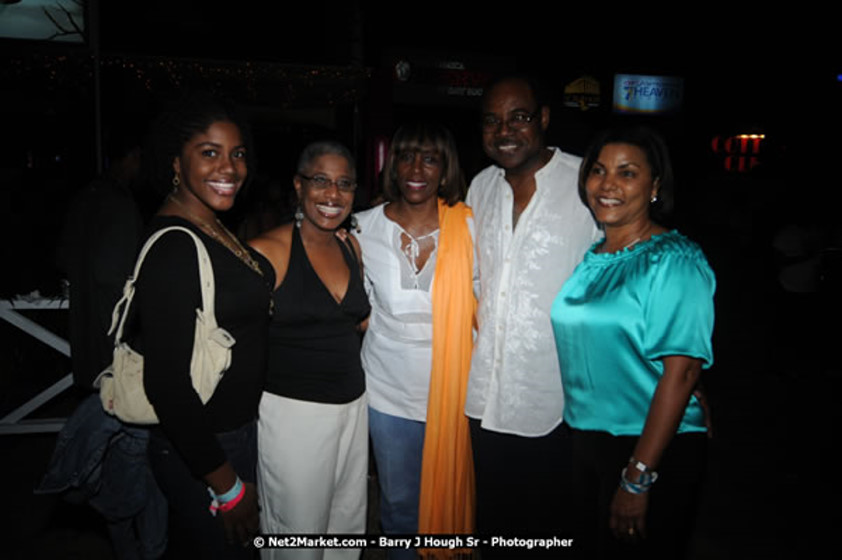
left=550, top=230, right=715, bottom=436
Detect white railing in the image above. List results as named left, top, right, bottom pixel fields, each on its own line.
left=0, top=296, right=71, bottom=435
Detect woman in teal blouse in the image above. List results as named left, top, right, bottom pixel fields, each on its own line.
left=551, top=127, right=714, bottom=558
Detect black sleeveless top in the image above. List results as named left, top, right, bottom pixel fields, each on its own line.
left=265, top=226, right=370, bottom=404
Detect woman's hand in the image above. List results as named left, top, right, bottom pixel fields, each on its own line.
left=206, top=463, right=260, bottom=546
left=220, top=481, right=260, bottom=546
left=609, top=486, right=649, bottom=541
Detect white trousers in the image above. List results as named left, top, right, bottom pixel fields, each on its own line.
left=258, top=392, right=368, bottom=560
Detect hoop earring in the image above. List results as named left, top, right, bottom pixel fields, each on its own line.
left=295, top=206, right=303, bottom=229
left=172, top=173, right=181, bottom=189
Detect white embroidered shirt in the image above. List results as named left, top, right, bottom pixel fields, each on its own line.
left=465, top=148, right=601, bottom=436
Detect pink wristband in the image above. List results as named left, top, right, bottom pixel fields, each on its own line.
left=217, top=482, right=246, bottom=513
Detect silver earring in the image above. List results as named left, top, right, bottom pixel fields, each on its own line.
left=295, top=206, right=303, bottom=229
left=172, top=173, right=180, bottom=189
left=650, top=194, right=659, bottom=204
left=350, top=214, right=360, bottom=233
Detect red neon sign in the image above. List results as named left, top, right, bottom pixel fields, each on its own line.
left=711, top=134, right=765, bottom=172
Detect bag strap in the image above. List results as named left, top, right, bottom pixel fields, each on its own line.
left=108, top=226, right=216, bottom=343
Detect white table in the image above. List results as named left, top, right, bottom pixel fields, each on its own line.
left=0, top=296, right=72, bottom=434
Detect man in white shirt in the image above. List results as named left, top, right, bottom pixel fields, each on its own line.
left=466, top=75, right=600, bottom=540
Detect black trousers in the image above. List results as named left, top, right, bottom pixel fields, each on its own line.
left=148, top=420, right=257, bottom=560
left=570, top=429, right=707, bottom=559
left=470, top=419, right=574, bottom=557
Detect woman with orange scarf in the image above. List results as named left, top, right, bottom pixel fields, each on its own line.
left=355, top=122, right=475, bottom=559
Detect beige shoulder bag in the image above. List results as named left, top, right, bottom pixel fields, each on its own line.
left=95, top=226, right=235, bottom=424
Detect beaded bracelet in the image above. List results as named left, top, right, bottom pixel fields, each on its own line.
left=619, top=465, right=659, bottom=494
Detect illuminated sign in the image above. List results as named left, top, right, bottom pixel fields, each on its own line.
left=711, top=134, right=765, bottom=172
left=613, top=74, right=683, bottom=114
left=564, top=76, right=600, bottom=111
left=387, top=50, right=504, bottom=107
left=393, top=58, right=487, bottom=98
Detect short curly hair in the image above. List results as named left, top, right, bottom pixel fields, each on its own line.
left=296, top=140, right=356, bottom=178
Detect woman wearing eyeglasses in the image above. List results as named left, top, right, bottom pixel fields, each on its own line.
left=249, top=141, right=371, bottom=557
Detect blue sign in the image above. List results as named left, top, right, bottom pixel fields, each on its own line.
left=613, top=75, right=684, bottom=114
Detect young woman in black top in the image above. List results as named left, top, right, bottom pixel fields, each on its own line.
left=137, top=95, right=273, bottom=558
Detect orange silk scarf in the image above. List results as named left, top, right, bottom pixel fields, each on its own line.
left=418, top=199, right=476, bottom=556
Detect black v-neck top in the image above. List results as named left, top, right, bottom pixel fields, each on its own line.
left=265, top=226, right=370, bottom=403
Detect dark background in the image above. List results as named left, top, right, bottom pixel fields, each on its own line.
left=1, top=1, right=838, bottom=558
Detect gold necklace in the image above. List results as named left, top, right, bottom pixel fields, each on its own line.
left=167, top=194, right=263, bottom=276
left=622, top=236, right=642, bottom=250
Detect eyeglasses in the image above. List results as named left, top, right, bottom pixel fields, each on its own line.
left=481, top=110, right=540, bottom=131
left=299, top=174, right=357, bottom=193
